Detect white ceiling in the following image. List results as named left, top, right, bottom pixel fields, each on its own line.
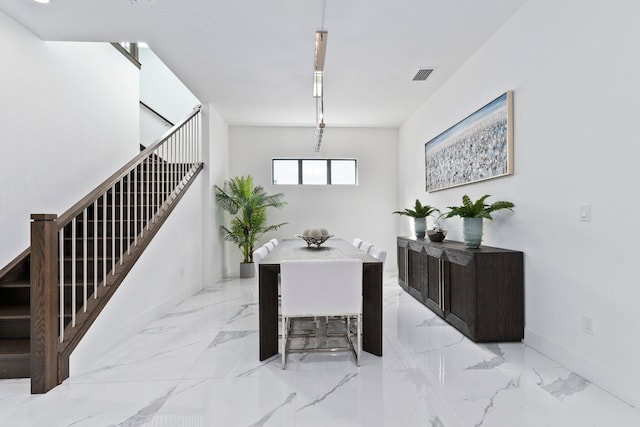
left=0, top=0, right=526, bottom=127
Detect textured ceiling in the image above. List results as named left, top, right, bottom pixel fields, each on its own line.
left=0, top=0, right=526, bottom=127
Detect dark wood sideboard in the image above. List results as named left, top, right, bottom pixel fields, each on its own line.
left=397, top=236, right=524, bottom=342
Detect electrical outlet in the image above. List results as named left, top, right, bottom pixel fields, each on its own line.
left=179, top=268, right=184, bottom=278
left=582, top=315, right=595, bottom=335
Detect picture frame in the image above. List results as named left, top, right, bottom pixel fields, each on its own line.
left=425, top=91, right=513, bottom=192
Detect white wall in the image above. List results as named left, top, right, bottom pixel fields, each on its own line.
left=70, top=173, right=206, bottom=375
left=138, top=47, right=200, bottom=147
left=0, top=11, right=139, bottom=268
left=139, top=47, right=200, bottom=124
left=140, top=105, right=173, bottom=148
left=226, top=126, right=398, bottom=278
left=202, top=104, right=229, bottom=285
left=398, top=0, right=640, bottom=407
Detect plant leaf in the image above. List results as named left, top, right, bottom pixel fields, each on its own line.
left=214, top=175, right=287, bottom=263
left=444, top=194, right=514, bottom=220
left=393, top=199, right=439, bottom=218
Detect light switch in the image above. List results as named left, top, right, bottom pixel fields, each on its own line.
left=579, top=205, right=591, bottom=222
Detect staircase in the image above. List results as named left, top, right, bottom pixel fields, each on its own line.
left=0, top=107, right=202, bottom=392
left=0, top=250, right=30, bottom=378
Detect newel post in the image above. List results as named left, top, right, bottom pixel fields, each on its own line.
left=30, top=214, right=59, bottom=394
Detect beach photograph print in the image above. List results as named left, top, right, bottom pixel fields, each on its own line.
left=425, top=91, right=513, bottom=192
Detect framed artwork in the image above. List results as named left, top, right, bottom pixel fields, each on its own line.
left=425, top=91, right=513, bottom=192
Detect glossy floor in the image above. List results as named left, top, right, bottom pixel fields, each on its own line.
left=1, top=277, right=639, bottom=426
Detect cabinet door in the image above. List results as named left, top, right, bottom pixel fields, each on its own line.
left=397, top=244, right=407, bottom=287
left=423, top=255, right=443, bottom=316
left=445, top=260, right=476, bottom=339
left=406, top=248, right=425, bottom=302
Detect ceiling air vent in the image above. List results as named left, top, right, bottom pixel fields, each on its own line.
left=412, top=68, right=434, bottom=81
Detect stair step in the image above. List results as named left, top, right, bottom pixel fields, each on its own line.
left=0, top=338, right=29, bottom=355
left=0, top=279, right=29, bottom=288
left=0, top=257, right=30, bottom=284
left=0, top=305, right=30, bottom=320
left=0, top=339, right=30, bottom=378
left=0, top=306, right=31, bottom=339
left=0, top=281, right=30, bottom=306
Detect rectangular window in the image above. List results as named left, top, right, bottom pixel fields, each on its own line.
left=272, top=158, right=357, bottom=185
left=302, top=160, right=327, bottom=185
left=330, top=159, right=357, bottom=185
left=272, top=159, right=299, bottom=185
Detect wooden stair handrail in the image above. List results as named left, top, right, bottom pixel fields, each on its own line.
left=57, top=105, right=201, bottom=227
left=57, top=162, right=203, bottom=382
left=28, top=106, right=203, bottom=393
left=0, top=107, right=200, bottom=281
left=140, top=101, right=174, bottom=126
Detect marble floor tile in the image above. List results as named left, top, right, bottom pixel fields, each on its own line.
left=1, top=276, right=639, bottom=427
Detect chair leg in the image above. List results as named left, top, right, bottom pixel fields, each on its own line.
left=281, top=316, right=287, bottom=369
left=357, top=314, right=362, bottom=367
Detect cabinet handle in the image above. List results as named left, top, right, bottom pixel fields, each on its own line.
left=404, top=248, right=408, bottom=285
left=438, top=259, right=441, bottom=308
left=439, top=259, right=444, bottom=311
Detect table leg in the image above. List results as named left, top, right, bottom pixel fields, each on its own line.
left=362, top=263, right=383, bottom=356
left=259, top=264, right=279, bottom=360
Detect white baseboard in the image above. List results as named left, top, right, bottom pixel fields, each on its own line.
left=525, top=328, right=639, bottom=408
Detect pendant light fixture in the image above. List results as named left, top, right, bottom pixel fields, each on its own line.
left=314, top=31, right=327, bottom=152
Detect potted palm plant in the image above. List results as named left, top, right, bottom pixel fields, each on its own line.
left=393, top=199, right=440, bottom=239
left=444, top=194, right=514, bottom=248
left=214, top=175, right=287, bottom=278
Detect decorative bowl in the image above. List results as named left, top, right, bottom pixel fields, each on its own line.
left=427, top=229, right=447, bottom=242
left=296, top=229, right=334, bottom=247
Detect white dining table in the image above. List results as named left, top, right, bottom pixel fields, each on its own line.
left=257, top=238, right=383, bottom=360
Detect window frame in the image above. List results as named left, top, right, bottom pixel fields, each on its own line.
left=272, top=158, right=358, bottom=186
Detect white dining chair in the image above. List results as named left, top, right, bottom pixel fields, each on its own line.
left=280, top=259, right=363, bottom=369
left=352, top=238, right=363, bottom=248
left=369, top=246, right=387, bottom=264
left=359, top=241, right=373, bottom=254
left=269, top=238, right=279, bottom=247
left=252, top=246, right=270, bottom=277
left=264, top=241, right=276, bottom=252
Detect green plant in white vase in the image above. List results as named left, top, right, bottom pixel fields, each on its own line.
left=444, top=194, right=514, bottom=248
left=393, top=199, right=440, bottom=239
